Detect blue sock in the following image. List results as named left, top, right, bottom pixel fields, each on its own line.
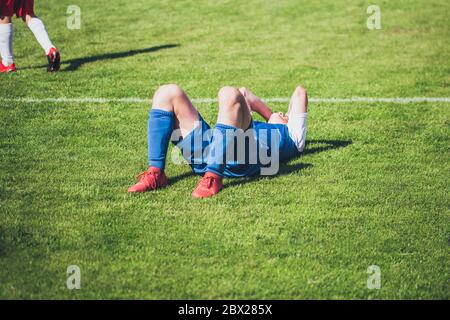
left=205, top=123, right=238, bottom=177
left=147, top=109, right=175, bottom=170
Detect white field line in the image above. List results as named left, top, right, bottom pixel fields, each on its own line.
left=1, top=97, right=450, bottom=104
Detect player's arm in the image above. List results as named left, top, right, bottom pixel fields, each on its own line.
left=239, top=87, right=273, bottom=122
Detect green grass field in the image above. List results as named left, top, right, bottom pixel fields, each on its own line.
left=0, top=0, right=449, bottom=299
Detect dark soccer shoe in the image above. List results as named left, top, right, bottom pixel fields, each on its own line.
left=47, top=48, right=61, bottom=72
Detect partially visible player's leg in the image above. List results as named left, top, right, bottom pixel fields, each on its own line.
left=192, top=86, right=252, bottom=198
left=25, top=14, right=54, bottom=55
left=152, top=83, right=200, bottom=137
left=287, top=85, right=308, bottom=117
left=216, top=86, right=253, bottom=130
left=238, top=87, right=274, bottom=121
left=147, top=84, right=200, bottom=170
left=286, top=86, right=308, bottom=153
left=0, top=16, right=12, bottom=24
left=0, top=3, right=15, bottom=72
left=22, top=1, right=60, bottom=72
left=128, top=84, right=200, bottom=193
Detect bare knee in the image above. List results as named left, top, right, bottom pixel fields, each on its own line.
left=294, top=85, right=307, bottom=98
left=217, top=86, right=252, bottom=128
left=153, top=84, right=185, bottom=105
left=218, top=86, right=243, bottom=109
left=291, top=85, right=308, bottom=114
left=155, top=84, right=184, bottom=98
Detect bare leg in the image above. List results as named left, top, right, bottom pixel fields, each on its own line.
left=287, top=86, right=308, bottom=117
left=238, top=87, right=273, bottom=121
left=192, top=85, right=253, bottom=199
left=152, top=84, right=200, bottom=137
left=216, top=86, right=252, bottom=129
left=0, top=16, right=12, bottom=24
left=128, top=84, right=199, bottom=193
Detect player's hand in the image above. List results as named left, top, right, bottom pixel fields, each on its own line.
left=268, top=112, right=289, bottom=124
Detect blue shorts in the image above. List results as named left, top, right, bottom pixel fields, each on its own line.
left=173, top=116, right=300, bottom=178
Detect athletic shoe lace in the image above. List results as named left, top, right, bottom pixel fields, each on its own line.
left=200, top=176, right=214, bottom=188
left=136, top=170, right=158, bottom=189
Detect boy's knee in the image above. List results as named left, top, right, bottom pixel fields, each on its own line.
left=218, top=86, right=242, bottom=107
left=294, top=85, right=307, bottom=98
left=153, top=84, right=184, bottom=102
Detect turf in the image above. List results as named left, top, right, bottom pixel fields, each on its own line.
left=0, top=0, right=449, bottom=299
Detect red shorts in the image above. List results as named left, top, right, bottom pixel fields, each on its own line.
left=0, top=0, right=35, bottom=20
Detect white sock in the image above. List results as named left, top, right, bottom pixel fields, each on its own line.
left=27, top=17, right=54, bottom=55
left=0, top=23, right=14, bottom=66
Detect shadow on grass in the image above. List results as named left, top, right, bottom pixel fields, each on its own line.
left=302, top=139, right=352, bottom=156
left=21, top=43, right=179, bottom=71
left=168, top=171, right=195, bottom=185
left=168, top=139, right=352, bottom=188
left=223, top=139, right=352, bottom=189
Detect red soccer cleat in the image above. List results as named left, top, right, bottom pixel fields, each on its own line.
left=47, top=47, right=61, bottom=72
left=191, top=172, right=223, bottom=199
left=128, top=166, right=168, bottom=193
left=0, top=62, right=16, bottom=73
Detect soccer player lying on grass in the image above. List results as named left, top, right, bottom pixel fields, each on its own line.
left=128, top=84, right=308, bottom=198
left=0, top=0, right=60, bottom=73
